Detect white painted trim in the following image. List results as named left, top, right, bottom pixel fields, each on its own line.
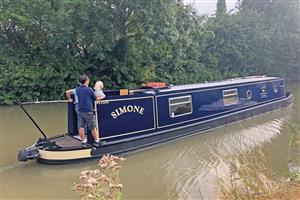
left=96, top=96, right=153, bottom=103
left=169, top=95, right=191, bottom=103
left=155, top=96, right=159, bottom=129
left=95, top=101, right=99, bottom=132
left=223, top=88, right=238, bottom=97
left=152, top=97, right=156, bottom=129
left=169, top=101, right=192, bottom=106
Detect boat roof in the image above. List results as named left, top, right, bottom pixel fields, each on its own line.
left=157, top=76, right=281, bottom=93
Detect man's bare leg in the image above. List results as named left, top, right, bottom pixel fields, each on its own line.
left=79, top=127, right=86, bottom=142
left=92, top=127, right=100, bottom=142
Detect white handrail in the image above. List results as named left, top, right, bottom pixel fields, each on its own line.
left=20, top=99, right=69, bottom=105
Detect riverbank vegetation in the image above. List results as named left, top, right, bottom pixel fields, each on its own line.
left=1, top=0, right=299, bottom=104
left=217, top=151, right=300, bottom=200
left=73, top=154, right=125, bottom=200
left=288, top=123, right=300, bottom=165
left=217, top=123, right=300, bottom=199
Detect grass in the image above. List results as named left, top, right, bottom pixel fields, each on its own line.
left=217, top=152, right=300, bottom=200
left=288, top=123, right=300, bottom=163
left=217, top=122, right=300, bottom=200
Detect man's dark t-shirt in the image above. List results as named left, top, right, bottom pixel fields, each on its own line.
left=76, top=85, right=96, bottom=113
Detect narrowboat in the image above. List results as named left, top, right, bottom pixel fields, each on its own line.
left=18, top=76, right=293, bottom=164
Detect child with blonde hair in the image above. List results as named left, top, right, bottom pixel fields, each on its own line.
left=94, top=81, right=106, bottom=100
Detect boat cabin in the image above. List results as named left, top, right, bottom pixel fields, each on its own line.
left=67, top=76, right=285, bottom=143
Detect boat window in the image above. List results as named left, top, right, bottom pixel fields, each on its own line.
left=169, top=95, right=192, bottom=117
left=223, top=89, right=238, bottom=106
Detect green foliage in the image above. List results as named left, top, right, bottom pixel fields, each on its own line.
left=238, top=0, right=300, bottom=80
left=216, top=0, right=227, bottom=18
left=206, top=10, right=272, bottom=76
left=289, top=171, right=300, bottom=182
left=0, top=0, right=299, bottom=104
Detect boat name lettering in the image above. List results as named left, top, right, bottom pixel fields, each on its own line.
left=111, top=105, right=144, bottom=119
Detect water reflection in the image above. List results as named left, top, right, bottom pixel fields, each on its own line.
left=121, top=110, right=291, bottom=199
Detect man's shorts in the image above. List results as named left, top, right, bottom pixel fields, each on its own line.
left=79, top=112, right=97, bottom=129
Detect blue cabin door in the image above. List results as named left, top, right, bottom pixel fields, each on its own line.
left=96, top=96, right=156, bottom=139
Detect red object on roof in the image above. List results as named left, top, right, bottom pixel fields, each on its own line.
left=146, top=82, right=167, bottom=88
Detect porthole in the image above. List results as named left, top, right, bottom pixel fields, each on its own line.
left=274, top=84, right=279, bottom=93
left=246, top=90, right=252, bottom=100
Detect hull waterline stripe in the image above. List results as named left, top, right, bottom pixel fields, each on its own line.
left=39, top=149, right=91, bottom=160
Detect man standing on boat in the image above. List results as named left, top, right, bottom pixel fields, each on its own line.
left=66, top=85, right=81, bottom=134
left=76, top=75, right=103, bottom=147
left=66, top=81, right=105, bottom=133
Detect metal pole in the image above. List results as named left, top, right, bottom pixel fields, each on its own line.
left=19, top=100, right=69, bottom=139
left=19, top=104, right=48, bottom=139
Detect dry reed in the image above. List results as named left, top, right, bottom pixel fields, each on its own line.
left=218, top=123, right=300, bottom=200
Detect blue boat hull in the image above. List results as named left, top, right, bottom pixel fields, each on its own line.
left=37, top=92, right=293, bottom=164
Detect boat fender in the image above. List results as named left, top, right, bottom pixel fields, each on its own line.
left=90, top=147, right=97, bottom=156
left=17, top=149, right=40, bottom=162
left=146, top=82, right=167, bottom=89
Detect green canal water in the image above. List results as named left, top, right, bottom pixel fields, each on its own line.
left=0, top=82, right=299, bottom=199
